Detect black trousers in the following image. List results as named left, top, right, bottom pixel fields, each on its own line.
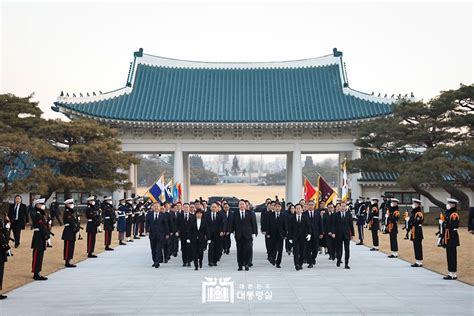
left=335, top=237, right=350, bottom=265
left=0, top=260, right=4, bottom=291
left=248, top=239, right=254, bottom=265
left=32, top=248, right=44, bottom=274
left=192, top=242, right=205, bottom=268
left=446, top=247, right=457, bottom=272
left=133, top=221, right=139, bottom=237
left=181, top=239, right=192, bottom=264
left=270, top=236, right=283, bottom=265
left=87, top=232, right=96, bottom=254
left=150, top=238, right=164, bottom=264
left=357, top=225, right=364, bottom=242
left=208, top=235, right=221, bottom=264
left=285, top=238, right=292, bottom=253
left=413, top=239, right=423, bottom=260
left=104, top=229, right=112, bottom=246
left=371, top=229, right=379, bottom=247
left=325, top=235, right=335, bottom=259
left=235, top=237, right=251, bottom=267
left=126, top=220, right=132, bottom=238
left=170, top=234, right=179, bottom=255
left=223, top=234, right=231, bottom=252
left=305, top=236, right=319, bottom=265
left=389, top=232, right=398, bottom=251
left=63, top=240, right=75, bottom=261
left=163, top=238, right=170, bottom=260
left=264, top=233, right=271, bottom=258
left=293, top=239, right=305, bottom=267
left=11, top=221, right=22, bottom=247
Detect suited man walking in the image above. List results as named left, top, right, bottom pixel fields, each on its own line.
left=177, top=203, right=194, bottom=267
left=8, top=195, right=28, bottom=248
left=229, top=200, right=257, bottom=271
left=303, top=200, right=323, bottom=268
left=334, top=202, right=355, bottom=269
left=288, top=204, right=311, bottom=271
left=267, top=202, right=287, bottom=268
left=205, top=203, right=225, bottom=266
left=145, top=203, right=170, bottom=268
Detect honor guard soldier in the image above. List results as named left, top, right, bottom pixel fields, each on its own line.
left=31, top=198, right=50, bottom=280
left=62, top=199, right=79, bottom=268
left=132, top=197, right=142, bottom=239
left=409, top=198, right=424, bottom=267
left=0, top=218, right=11, bottom=299
left=85, top=197, right=100, bottom=258
left=102, top=196, right=115, bottom=251
left=386, top=198, right=401, bottom=258
left=117, top=199, right=127, bottom=245
left=124, top=198, right=134, bottom=243
left=367, top=197, right=380, bottom=251
left=442, top=198, right=461, bottom=280
left=355, top=197, right=367, bottom=245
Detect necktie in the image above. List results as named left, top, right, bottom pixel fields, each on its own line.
left=342, top=212, right=345, bottom=219
left=212, top=213, right=215, bottom=222
left=276, top=212, right=279, bottom=219
left=298, top=215, right=301, bottom=223
left=15, top=204, right=19, bottom=220
left=154, top=214, right=157, bottom=221
left=241, top=212, right=244, bottom=220
left=310, top=211, right=313, bottom=219
left=185, top=214, right=188, bottom=222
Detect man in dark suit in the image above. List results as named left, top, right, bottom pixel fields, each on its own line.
left=334, top=202, right=355, bottom=269
left=303, top=200, right=323, bottom=268
left=145, top=202, right=170, bottom=268
left=323, top=202, right=336, bottom=260
left=267, top=201, right=287, bottom=268
left=49, top=197, right=62, bottom=226
left=205, top=203, right=225, bottom=266
left=222, top=202, right=233, bottom=254
left=8, top=195, right=28, bottom=248
left=229, top=200, right=257, bottom=271
left=177, top=203, right=194, bottom=267
left=288, top=204, right=311, bottom=271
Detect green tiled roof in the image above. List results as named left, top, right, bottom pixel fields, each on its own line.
left=53, top=51, right=394, bottom=123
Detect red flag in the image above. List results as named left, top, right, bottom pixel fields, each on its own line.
left=304, top=177, right=317, bottom=202
left=316, top=175, right=337, bottom=205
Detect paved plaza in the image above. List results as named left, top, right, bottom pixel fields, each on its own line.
left=1, top=234, right=472, bottom=315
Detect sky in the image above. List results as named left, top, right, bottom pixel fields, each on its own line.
left=1, top=0, right=472, bottom=121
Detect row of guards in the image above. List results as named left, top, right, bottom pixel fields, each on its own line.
left=144, top=174, right=183, bottom=203
left=303, top=159, right=349, bottom=204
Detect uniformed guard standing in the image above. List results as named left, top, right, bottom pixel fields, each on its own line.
left=102, top=196, right=115, bottom=251
left=409, top=198, right=424, bottom=267
left=0, top=218, right=11, bottom=299
left=442, top=198, right=461, bottom=280
left=85, top=196, right=99, bottom=258
left=124, top=198, right=134, bottom=243
left=31, top=198, right=50, bottom=280
left=132, top=197, right=142, bottom=239
left=386, top=198, right=400, bottom=258
left=367, top=197, right=380, bottom=251
left=117, top=199, right=127, bottom=245
left=62, top=199, right=79, bottom=268
left=355, top=197, right=367, bottom=245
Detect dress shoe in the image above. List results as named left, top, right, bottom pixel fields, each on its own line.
left=248, top=263, right=253, bottom=267
left=134, top=236, right=140, bottom=239
left=33, top=275, right=48, bottom=281
left=345, top=265, right=350, bottom=269
left=411, top=263, right=422, bottom=267
left=88, top=254, right=97, bottom=258
left=245, top=265, right=249, bottom=271
left=187, top=262, right=191, bottom=267
left=308, top=264, right=314, bottom=268
left=128, top=239, right=134, bottom=242
left=295, top=266, right=299, bottom=271
left=276, top=264, right=281, bottom=268
left=105, top=247, right=114, bottom=251
left=356, top=242, right=363, bottom=245
left=369, top=248, right=379, bottom=251
left=199, top=261, right=203, bottom=268
left=182, top=263, right=187, bottom=267
left=0, top=295, right=7, bottom=300
left=443, top=275, right=457, bottom=280
left=65, top=262, right=77, bottom=268
left=387, top=255, right=397, bottom=258
left=336, top=261, right=341, bottom=267
left=119, top=241, right=126, bottom=245
left=195, top=267, right=199, bottom=270
left=155, top=263, right=160, bottom=268
left=238, top=267, right=243, bottom=271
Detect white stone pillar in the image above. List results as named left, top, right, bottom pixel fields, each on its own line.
left=291, top=145, right=302, bottom=203
left=129, top=163, right=137, bottom=196
left=183, top=153, right=190, bottom=202
left=173, top=144, right=184, bottom=200
left=286, top=152, right=293, bottom=203
left=349, top=147, right=362, bottom=200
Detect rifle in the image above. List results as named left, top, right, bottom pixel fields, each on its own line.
left=435, top=212, right=445, bottom=247
left=402, top=211, right=410, bottom=239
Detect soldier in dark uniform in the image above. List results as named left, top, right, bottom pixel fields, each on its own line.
left=0, top=218, right=11, bottom=299
left=49, top=197, right=62, bottom=226
left=177, top=203, right=194, bottom=267
left=386, top=198, right=400, bottom=258
left=442, top=198, right=461, bottom=280
left=62, top=199, right=79, bottom=268
left=102, top=196, right=115, bottom=251
left=117, top=199, right=127, bottom=245
left=288, top=204, right=311, bottom=271
left=139, top=199, right=147, bottom=237
left=355, top=197, right=367, bottom=245
left=367, top=197, right=380, bottom=251
left=85, top=196, right=100, bottom=258
left=31, top=198, right=50, bottom=280
left=124, top=198, right=134, bottom=243
left=132, top=197, right=142, bottom=239
left=409, top=198, right=424, bottom=267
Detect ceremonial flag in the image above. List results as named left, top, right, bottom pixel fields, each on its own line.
left=164, top=178, right=173, bottom=202
left=315, top=175, right=337, bottom=205
left=176, top=182, right=183, bottom=202
left=172, top=182, right=179, bottom=202
left=144, top=174, right=165, bottom=203
left=303, top=177, right=317, bottom=202
left=341, top=159, right=349, bottom=202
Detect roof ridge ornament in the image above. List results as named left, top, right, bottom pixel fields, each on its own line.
left=333, top=48, right=343, bottom=57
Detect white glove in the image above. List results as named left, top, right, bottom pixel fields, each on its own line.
left=7, top=250, right=12, bottom=256
left=306, top=234, right=311, bottom=241
left=47, top=239, right=52, bottom=247
left=114, top=223, right=117, bottom=228
left=207, top=240, right=211, bottom=244
left=48, top=220, right=52, bottom=225
left=289, top=240, right=293, bottom=244
left=438, top=219, right=443, bottom=225
left=5, top=223, right=10, bottom=229
left=78, top=217, right=81, bottom=221
left=186, top=239, right=191, bottom=243
left=98, top=226, right=102, bottom=233
left=252, top=234, right=257, bottom=238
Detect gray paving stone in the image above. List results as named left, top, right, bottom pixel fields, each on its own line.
left=0, top=233, right=472, bottom=315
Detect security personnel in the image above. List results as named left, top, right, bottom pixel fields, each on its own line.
left=0, top=218, right=11, bottom=299
left=355, top=197, right=367, bottom=245
left=442, top=198, right=460, bottom=280
left=102, top=196, right=115, bottom=251
left=62, top=199, right=79, bottom=268
left=409, top=198, right=424, bottom=267
left=386, top=198, right=400, bottom=258
left=367, top=197, right=380, bottom=251
left=85, top=197, right=100, bottom=258
left=31, top=198, right=50, bottom=280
